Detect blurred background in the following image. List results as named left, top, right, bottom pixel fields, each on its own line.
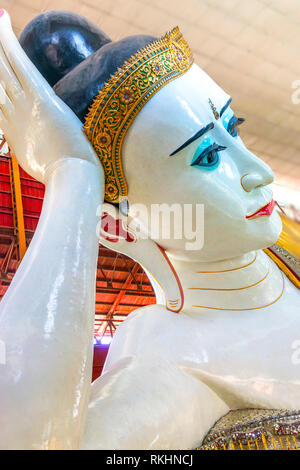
left=0, top=0, right=300, bottom=377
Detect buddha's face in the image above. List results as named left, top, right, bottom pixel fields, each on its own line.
left=122, top=63, right=282, bottom=262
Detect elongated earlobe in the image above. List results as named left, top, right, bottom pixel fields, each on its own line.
left=99, top=203, right=184, bottom=313
left=101, top=211, right=136, bottom=243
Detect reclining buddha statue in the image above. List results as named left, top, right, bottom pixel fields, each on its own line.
left=0, top=9, right=299, bottom=450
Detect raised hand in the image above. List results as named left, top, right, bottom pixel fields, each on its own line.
left=0, top=9, right=100, bottom=182
left=0, top=9, right=105, bottom=449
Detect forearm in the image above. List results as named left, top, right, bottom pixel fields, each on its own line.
left=0, top=158, right=103, bottom=449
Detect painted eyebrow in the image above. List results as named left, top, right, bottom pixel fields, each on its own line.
left=220, top=97, right=232, bottom=118
left=169, top=122, right=214, bottom=156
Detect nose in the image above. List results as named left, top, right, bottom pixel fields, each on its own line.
left=241, top=171, right=274, bottom=192
left=228, top=138, right=274, bottom=193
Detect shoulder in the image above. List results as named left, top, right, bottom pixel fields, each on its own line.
left=125, top=303, right=175, bottom=323
left=117, top=303, right=178, bottom=341
left=103, top=304, right=179, bottom=370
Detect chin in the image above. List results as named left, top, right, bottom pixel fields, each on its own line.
left=165, top=212, right=283, bottom=262
left=209, top=212, right=283, bottom=261
left=247, top=211, right=283, bottom=251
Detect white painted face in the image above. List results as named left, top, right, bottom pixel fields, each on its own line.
left=122, top=64, right=282, bottom=262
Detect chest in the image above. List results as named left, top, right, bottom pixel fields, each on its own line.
left=170, top=275, right=300, bottom=381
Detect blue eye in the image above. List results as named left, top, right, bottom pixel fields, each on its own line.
left=191, top=137, right=226, bottom=171
left=223, top=109, right=245, bottom=138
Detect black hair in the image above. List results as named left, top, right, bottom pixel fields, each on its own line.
left=20, top=10, right=156, bottom=122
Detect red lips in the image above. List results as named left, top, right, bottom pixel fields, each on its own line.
left=246, top=199, right=275, bottom=220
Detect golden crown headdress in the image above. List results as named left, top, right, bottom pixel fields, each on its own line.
left=84, top=27, right=193, bottom=203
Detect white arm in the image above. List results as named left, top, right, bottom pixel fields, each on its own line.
left=82, top=354, right=228, bottom=450
left=81, top=305, right=229, bottom=450
left=0, top=11, right=103, bottom=449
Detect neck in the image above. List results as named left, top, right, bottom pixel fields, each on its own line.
left=166, top=249, right=284, bottom=313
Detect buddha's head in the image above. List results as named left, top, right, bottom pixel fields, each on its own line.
left=21, top=12, right=282, bottom=262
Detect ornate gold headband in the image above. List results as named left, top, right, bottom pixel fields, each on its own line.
left=84, top=27, right=194, bottom=203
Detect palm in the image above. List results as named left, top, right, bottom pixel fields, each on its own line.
left=0, top=10, right=100, bottom=182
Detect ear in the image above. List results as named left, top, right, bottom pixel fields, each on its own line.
left=98, top=203, right=184, bottom=313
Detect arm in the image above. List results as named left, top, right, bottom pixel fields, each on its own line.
left=0, top=11, right=103, bottom=449
left=82, top=354, right=228, bottom=450
left=81, top=305, right=229, bottom=450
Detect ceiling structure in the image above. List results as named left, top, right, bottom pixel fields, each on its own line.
left=1, top=0, right=300, bottom=193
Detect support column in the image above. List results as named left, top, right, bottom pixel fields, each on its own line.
left=9, top=152, right=26, bottom=261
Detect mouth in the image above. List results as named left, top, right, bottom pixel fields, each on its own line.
left=246, top=199, right=275, bottom=220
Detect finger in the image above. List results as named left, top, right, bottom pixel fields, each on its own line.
left=0, top=81, right=13, bottom=118
left=0, top=42, right=24, bottom=101
left=0, top=10, right=53, bottom=95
